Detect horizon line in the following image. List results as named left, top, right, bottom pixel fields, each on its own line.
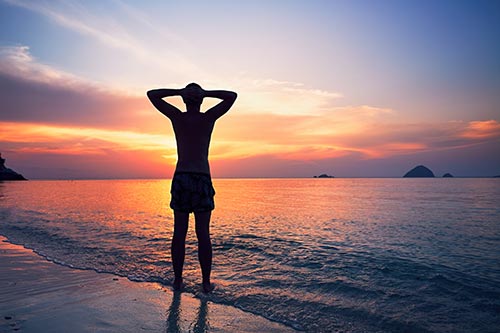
left=4, top=176, right=499, bottom=181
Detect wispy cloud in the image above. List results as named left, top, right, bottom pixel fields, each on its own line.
left=461, top=120, right=500, bottom=139
left=2, top=0, right=202, bottom=82
left=0, top=45, right=170, bottom=130
left=223, top=74, right=344, bottom=116
left=4, top=0, right=132, bottom=48
left=0, top=45, right=84, bottom=88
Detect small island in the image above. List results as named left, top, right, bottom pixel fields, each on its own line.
left=442, top=173, right=454, bottom=178
left=403, top=165, right=435, bottom=178
left=0, top=153, right=27, bottom=180
left=313, top=173, right=334, bottom=178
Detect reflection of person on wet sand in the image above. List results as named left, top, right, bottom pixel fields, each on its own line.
left=166, top=293, right=182, bottom=332
left=166, top=292, right=209, bottom=332
left=147, top=83, right=237, bottom=293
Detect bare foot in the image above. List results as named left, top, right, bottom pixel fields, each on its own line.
left=173, top=278, right=184, bottom=291
left=202, top=281, right=214, bottom=293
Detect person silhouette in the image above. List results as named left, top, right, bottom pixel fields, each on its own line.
left=147, top=83, right=237, bottom=293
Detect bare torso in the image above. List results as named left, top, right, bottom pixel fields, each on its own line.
left=171, top=112, right=215, bottom=175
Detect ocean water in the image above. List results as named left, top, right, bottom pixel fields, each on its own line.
left=0, top=178, right=499, bottom=332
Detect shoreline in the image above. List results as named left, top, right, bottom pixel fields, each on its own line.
left=0, top=235, right=295, bottom=332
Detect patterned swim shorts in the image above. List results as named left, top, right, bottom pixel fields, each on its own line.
left=170, top=172, right=216, bottom=213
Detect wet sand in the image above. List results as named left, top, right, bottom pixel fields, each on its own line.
left=0, top=236, right=295, bottom=332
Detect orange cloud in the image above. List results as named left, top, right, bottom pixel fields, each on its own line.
left=0, top=121, right=177, bottom=160
left=212, top=115, right=500, bottom=163
left=461, top=120, right=500, bottom=139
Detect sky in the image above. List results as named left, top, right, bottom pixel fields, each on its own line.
left=1, top=0, right=499, bottom=178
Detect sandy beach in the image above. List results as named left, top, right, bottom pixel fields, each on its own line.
left=0, top=236, right=295, bottom=332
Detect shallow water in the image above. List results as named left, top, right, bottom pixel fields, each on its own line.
left=1, top=178, right=499, bottom=332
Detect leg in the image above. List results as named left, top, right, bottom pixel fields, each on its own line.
left=194, top=211, right=213, bottom=293
left=172, top=210, right=189, bottom=290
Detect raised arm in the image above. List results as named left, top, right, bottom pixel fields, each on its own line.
left=204, top=90, right=237, bottom=120
left=147, top=88, right=182, bottom=119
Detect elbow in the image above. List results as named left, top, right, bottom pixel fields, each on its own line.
left=146, top=90, right=159, bottom=103
left=230, top=91, right=237, bottom=102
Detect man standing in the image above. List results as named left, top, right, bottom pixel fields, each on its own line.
left=147, top=83, right=237, bottom=293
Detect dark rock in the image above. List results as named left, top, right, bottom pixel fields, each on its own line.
left=442, top=173, right=454, bottom=178
left=314, top=173, right=334, bottom=178
left=403, top=165, right=435, bottom=178
left=0, top=153, right=27, bottom=181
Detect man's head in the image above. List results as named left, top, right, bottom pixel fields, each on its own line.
left=182, top=82, right=203, bottom=110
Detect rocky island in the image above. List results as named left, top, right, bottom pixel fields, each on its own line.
left=0, top=153, right=27, bottom=180
left=313, top=174, right=334, bottom=178
left=403, top=165, right=435, bottom=178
